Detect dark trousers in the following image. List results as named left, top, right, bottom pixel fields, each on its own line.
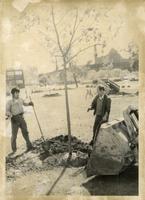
left=92, top=115, right=102, bottom=143
left=11, top=114, right=32, bottom=151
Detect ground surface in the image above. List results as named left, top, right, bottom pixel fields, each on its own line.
left=6, top=84, right=138, bottom=196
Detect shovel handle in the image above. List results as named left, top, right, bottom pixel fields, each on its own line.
left=29, top=95, right=45, bottom=142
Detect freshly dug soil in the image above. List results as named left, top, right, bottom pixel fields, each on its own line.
left=6, top=135, right=91, bottom=181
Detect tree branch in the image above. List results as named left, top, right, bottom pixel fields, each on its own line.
left=38, top=29, right=58, bottom=45
left=71, top=31, right=91, bottom=48
left=51, top=5, right=64, bottom=56
left=65, top=9, right=78, bottom=56
left=66, top=43, right=103, bottom=64
left=56, top=9, right=72, bottom=26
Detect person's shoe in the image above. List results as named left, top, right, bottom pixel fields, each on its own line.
left=8, top=150, right=17, bottom=156
left=129, top=142, right=136, bottom=150
left=26, top=146, right=35, bottom=152
left=89, top=140, right=93, bottom=146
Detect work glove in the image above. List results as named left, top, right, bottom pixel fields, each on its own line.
left=29, top=101, right=34, bottom=106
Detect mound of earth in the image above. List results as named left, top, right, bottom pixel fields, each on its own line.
left=6, top=135, right=91, bottom=182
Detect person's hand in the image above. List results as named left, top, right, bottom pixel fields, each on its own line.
left=102, top=116, right=107, bottom=122
left=29, top=101, right=34, bottom=106
left=6, top=114, right=11, bottom=120
left=87, top=108, right=91, bottom=112
left=102, top=113, right=108, bottom=122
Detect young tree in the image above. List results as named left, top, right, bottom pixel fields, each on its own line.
left=49, top=5, right=110, bottom=155
left=121, top=42, right=139, bottom=72
left=13, top=3, right=125, bottom=156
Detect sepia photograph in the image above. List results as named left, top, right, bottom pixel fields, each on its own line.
left=2, top=0, right=140, bottom=197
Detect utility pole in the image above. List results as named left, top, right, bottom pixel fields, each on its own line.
left=93, top=33, right=98, bottom=66
left=94, top=44, right=97, bottom=66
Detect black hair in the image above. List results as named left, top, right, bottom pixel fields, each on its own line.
left=11, top=88, right=20, bottom=94
left=98, top=85, right=105, bottom=91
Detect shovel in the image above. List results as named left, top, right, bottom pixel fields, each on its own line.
left=29, top=95, right=68, bottom=152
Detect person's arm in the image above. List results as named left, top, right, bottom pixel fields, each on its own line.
left=6, top=101, right=12, bottom=119
left=102, top=98, right=111, bottom=122
left=87, top=96, right=97, bottom=114
left=106, top=98, right=111, bottom=115
left=22, top=99, right=34, bottom=107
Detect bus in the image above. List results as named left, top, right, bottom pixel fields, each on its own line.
left=6, top=69, right=25, bottom=95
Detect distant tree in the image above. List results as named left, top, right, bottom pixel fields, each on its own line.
left=131, top=53, right=139, bottom=71
left=127, top=43, right=139, bottom=71
left=39, top=75, right=48, bottom=86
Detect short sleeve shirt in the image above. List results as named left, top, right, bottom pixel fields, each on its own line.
left=6, top=98, right=24, bottom=116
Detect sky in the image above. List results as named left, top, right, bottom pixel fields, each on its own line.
left=1, top=0, right=140, bottom=74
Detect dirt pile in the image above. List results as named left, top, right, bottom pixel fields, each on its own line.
left=40, top=135, right=91, bottom=154
left=6, top=135, right=91, bottom=181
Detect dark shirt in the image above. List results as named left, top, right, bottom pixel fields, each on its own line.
left=96, top=97, right=103, bottom=116
left=91, top=94, right=111, bottom=120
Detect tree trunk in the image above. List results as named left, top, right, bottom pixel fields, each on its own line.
left=73, top=73, right=78, bottom=88
left=63, top=59, right=72, bottom=156
left=69, top=62, right=78, bottom=88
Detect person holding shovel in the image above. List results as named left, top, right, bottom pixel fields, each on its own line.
left=6, top=88, right=34, bottom=154
left=87, top=85, right=111, bottom=145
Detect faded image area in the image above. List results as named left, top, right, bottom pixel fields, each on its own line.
left=4, top=0, right=138, bottom=196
